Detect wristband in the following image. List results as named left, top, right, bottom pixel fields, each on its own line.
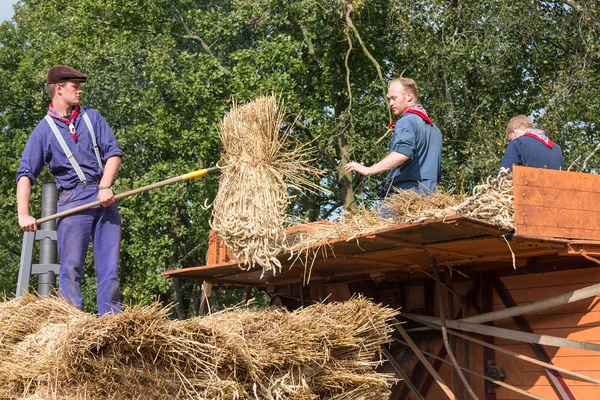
left=98, top=185, right=112, bottom=190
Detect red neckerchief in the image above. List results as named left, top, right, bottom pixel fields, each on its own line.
left=402, top=104, right=434, bottom=126
left=522, top=129, right=553, bottom=149
left=48, top=103, right=81, bottom=142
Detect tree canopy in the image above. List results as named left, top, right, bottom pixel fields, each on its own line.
left=1, top=0, right=598, bottom=315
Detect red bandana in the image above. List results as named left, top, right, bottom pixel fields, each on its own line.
left=402, top=104, right=434, bottom=126
left=48, top=103, right=81, bottom=142
left=522, top=129, right=553, bottom=149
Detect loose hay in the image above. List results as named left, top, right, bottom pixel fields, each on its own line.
left=211, top=95, right=322, bottom=275
left=286, top=170, right=515, bottom=267
left=0, top=295, right=396, bottom=400
left=382, top=187, right=465, bottom=225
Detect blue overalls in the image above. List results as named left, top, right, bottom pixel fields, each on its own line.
left=16, top=107, right=123, bottom=315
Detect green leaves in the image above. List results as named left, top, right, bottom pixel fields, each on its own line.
left=1, top=0, right=599, bottom=312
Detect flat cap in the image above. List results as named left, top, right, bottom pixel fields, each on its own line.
left=46, top=65, right=87, bottom=84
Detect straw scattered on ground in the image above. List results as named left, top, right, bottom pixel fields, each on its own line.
left=211, top=95, right=322, bottom=276
left=0, top=295, right=396, bottom=400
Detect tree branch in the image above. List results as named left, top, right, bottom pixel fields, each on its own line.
left=172, top=4, right=231, bottom=76
left=299, top=23, right=321, bottom=63
left=560, top=0, right=600, bottom=29
left=345, top=1, right=392, bottom=122
left=293, top=121, right=337, bottom=169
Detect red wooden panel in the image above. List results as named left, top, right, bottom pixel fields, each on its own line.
left=513, top=166, right=600, bottom=240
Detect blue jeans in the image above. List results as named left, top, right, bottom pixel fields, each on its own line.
left=56, top=184, right=122, bottom=315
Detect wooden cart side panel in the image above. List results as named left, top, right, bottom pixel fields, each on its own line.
left=494, top=267, right=600, bottom=400
left=513, top=166, right=600, bottom=240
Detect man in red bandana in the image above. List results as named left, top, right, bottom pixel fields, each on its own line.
left=16, top=66, right=123, bottom=315
left=344, top=78, right=442, bottom=198
left=500, top=115, right=564, bottom=170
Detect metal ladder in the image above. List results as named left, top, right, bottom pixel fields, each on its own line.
left=16, top=183, right=59, bottom=296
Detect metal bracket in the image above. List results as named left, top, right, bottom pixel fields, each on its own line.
left=485, top=359, right=505, bottom=393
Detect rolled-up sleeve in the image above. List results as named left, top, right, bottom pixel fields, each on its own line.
left=390, top=117, right=417, bottom=158
left=16, top=129, right=46, bottom=185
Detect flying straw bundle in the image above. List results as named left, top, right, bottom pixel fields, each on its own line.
left=211, top=95, right=321, bottom=275
left=0, top=295, right=396, bottom=400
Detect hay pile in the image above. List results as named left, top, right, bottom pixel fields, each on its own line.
left=0, top=295, right=396, bottom=400
left=286, top=170, right=514, bottom=256
left=383, top=169, right=514, bottom=229
left=211, top=95, right=321, bottom=275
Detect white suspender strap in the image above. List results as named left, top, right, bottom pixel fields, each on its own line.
left=44, top=115, right=87, bottom=186
left=82, top=109, right=104, bottom=174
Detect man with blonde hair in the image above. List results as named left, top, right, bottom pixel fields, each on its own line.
left=500, top=115, right=564, bottom=170
left=344, top=77, right=442, bottom=198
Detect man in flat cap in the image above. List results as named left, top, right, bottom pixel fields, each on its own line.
left=16, top=65, right=123, bottom=315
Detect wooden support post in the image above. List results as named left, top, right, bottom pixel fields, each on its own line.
left=481, top=273, right=496, bottom=400
left=432, top=258, right=479, bottom=400
left=462, top=299, right=471, bottom=400
left=382, top=347, right=425, bottom=400
left=446, top=268, right=460, bottom=396
left=491, top=276, right=576, bottom=400
left=395, top=339, right=553, bottom=400
left=420, top=308, right=462, bottom=397
left=394, top=322, right=457, bottom=400
left=244, top=286, right=253, bottom=306
left=199, top=281, right=212, bottom=316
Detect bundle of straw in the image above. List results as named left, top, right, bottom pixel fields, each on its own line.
left=454, top=168, right=514, bottom=230
left=382, top=188, right=465, bottom=225
left=211, top=95, right=321, bottom=275
left=0, top=295, right=396, bottom=400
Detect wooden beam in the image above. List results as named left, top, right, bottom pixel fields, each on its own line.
left=432, top=259, right=479, bottom=400
left=446, top=268, right=460, bottom=396
left=401, top=313, right=600, bottom=352
left=460, top=281, right=600, bottom=325
left=417, top=320, right=600, bottom=385
left=491, top=276, right=576, bottom=400
left=419, top=309, right=462, bottom=397
left=395, top=339, right=552, bottom=400
left=199, top=281, right=212, bottom=316
left=394, top=322, right=457, bottom=400
left=382, top=347, right=425, bottom=400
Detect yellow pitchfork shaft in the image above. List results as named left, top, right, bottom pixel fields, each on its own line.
left=36, top=166, right=220, bottom=225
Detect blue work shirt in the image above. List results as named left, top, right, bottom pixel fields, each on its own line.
left=16, top=107, right=122, bottom=190
left=500, top=136, right=564, bottom=171
left=381, top=113, right=443, bottom=198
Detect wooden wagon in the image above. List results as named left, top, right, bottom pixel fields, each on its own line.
left=163, top=166, right=600, bottom=400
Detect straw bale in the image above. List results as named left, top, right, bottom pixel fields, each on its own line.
left=211, top=95, right=323, bottom=276
left=0, top=295, right=396, bottom=400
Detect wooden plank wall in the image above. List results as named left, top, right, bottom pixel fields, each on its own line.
left=493, top=267, right=600, bottom=399
left=513, top=165, right=600, bottom=240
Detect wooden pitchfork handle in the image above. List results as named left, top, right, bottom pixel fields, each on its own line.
left=36, top=166, right=220, bottom=225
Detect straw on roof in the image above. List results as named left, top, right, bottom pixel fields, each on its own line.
left=211, top=95, right=322, bottom=276
left=0, top=295, right=396, bottom=400
left=284, top=170, right=515, bottom=271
